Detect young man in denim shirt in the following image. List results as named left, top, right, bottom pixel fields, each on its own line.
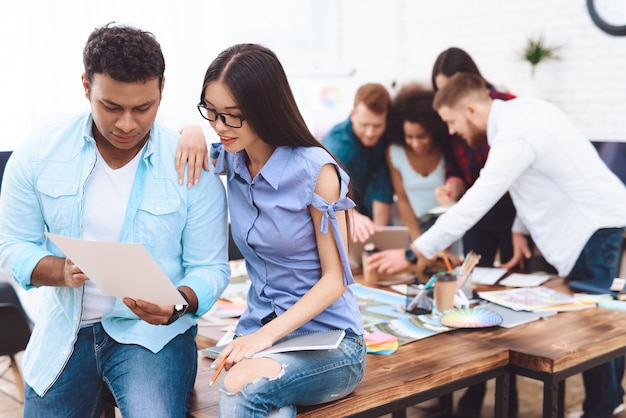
left=0, top=24, right=230, bottom=417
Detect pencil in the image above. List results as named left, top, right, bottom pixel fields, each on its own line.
left=442, top=252, right=453, bottom=273
left=209, top=357, right=227, bottom=386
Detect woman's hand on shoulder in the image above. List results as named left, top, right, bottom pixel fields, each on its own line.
left=177, top=125, right=210, bottom=188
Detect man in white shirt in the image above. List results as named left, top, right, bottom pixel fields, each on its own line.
left=413, top=72, right=626, bottom=418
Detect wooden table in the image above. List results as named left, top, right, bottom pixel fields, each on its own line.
left=458, top=278, right=626, bottom=418
left=190, top=277, right=626, bottom=418
left=191, top=332, right=511, bottom=418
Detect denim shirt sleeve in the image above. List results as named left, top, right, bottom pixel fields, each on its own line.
left=0, top=134, right=83, bottom=289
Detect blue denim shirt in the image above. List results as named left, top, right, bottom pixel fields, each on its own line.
left=212, top=144, right=364, bottom=337
left=0, top=112, right=231, bottom=395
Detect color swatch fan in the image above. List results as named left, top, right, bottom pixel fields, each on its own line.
left=440, top=307, right=503, bottom=328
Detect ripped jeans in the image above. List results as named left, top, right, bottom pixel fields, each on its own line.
left=218, top=331, right=366, bottom=418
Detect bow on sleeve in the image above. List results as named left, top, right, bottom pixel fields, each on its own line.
left=311, top=194, right=356, bottom=285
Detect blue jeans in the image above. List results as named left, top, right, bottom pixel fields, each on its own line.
left=219, top=332, right=366, bottom=417
left=569, top=227, right=625, bottom=418
left=24, top=322, right=197, bottom=418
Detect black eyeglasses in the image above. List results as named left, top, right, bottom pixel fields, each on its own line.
left=197, top=103, right=245, bottom=128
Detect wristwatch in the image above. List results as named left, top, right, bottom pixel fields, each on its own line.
left=165, top=290, right=189, bottom=325
left=405, top=247, right=418, bottom=264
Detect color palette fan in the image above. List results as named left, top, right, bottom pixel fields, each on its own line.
left=440, top=307, right=503, bottom=328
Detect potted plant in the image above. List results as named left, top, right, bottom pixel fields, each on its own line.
left=521, top=35, right=562, bottom=78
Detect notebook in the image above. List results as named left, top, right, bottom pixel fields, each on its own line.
left=349, top=226, right=410, bottom=270
left=201, top=330, right=346, bottom=359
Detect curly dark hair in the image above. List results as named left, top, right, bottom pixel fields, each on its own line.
left=83, top=23, right=165, bottom=85
left=390, top=82, right=449, bottom=150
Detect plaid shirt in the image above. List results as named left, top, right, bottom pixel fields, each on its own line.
left=444, top=88, right=516, bottom=187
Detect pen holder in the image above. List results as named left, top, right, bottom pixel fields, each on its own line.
left=456, top=272, right=474, bottom=300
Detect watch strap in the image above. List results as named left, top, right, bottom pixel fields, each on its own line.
left=165, top=289, right=189, bottom=325
left=405, top=247, right=418, bottom=264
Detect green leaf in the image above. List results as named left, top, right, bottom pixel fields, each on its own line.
left=521, top=35, right=562, bottom=67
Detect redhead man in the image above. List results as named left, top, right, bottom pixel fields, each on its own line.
left=322, top=83, right=394, bottom=244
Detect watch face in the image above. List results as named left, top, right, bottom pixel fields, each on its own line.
left=588, top=0, right=626, bottom=36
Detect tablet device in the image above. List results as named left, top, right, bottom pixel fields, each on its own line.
left=348, top=226, right=410, bottom=271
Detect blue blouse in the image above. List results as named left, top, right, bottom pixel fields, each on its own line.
left=212, top=144, right=364, bottom=336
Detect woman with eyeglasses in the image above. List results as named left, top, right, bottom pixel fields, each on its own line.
left=191, top=43, right=365, bottom=417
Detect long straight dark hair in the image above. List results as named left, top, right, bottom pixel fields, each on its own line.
left=200, top=43, right=321, bottom=149
left=200, top=43, right=353, bottom=230
left=431, top=47, right=495, bottom=91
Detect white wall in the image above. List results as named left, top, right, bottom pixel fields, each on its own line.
left=334, top=0, right=626, bottom=141
left=1, top=0, right=625, bottom=153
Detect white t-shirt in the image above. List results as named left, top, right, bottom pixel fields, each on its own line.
left=81, top=148, right=141, bottom=326
left=415, top=98, right=626, bottom=276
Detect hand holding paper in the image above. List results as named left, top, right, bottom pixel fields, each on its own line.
left=46, top=233, right=186, bottom=306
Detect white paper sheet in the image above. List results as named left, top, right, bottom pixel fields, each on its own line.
left=46, top=233, right=186, bottom=305
left=499, top=273, right=551, bottom=287
left=470, top=267, right=508, bottom=285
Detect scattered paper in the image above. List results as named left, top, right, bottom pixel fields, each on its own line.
left=198, top=315, right=228, bottom=327
left=46, top=233, right=186, bottom=305
left=390, top=284, right=420, bottom=296
left=478, top=286, right=575, bottom=312
left=611, top=278, right=626, bottom=292
left=499, top=273, right=551, bottom=287
left=470, top=267, right=508, bottom=285
left=209, top=299, right=247, bottom=318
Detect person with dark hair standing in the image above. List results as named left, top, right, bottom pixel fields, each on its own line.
left=322, top=83, right=394, bottom=245
left=200, top=43, right=365, bottom=417
left=0, top=24, right=230, bottom=417
left=431, top=49, right=524, bottom=417
left=432, top=47, right=520, bottom=270
left=367, top=82, right=464, bottom=275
